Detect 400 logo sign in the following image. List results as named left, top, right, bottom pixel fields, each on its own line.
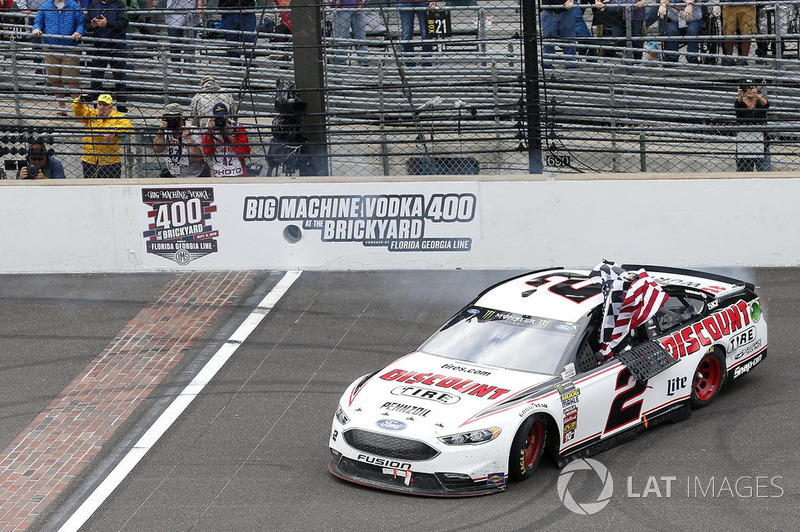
left=243, top=193, right=476, bottom=252
left=142, top=188, right=219, bottom=265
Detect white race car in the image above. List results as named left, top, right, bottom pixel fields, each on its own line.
left=328, top=265, right=767, bottom=496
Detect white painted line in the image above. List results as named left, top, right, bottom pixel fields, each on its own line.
left=58, top=270, right=302, bottom=532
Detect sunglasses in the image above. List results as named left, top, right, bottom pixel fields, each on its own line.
left=29, top=156, right=45, bottom=162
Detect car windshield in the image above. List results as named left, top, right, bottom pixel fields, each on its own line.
left=418, top=306, right=585, bottom=375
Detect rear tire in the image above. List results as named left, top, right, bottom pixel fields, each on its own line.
left=690, top=347, right=725, bottom=409
left=508, top=414, right=546, bottom=481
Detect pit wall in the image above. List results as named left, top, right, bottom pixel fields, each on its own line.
left=1, top=174, right=797, bottom=273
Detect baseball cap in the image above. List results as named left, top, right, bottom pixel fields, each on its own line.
left=212, top=102, right=229, bottom=116
left=29, top=144, right=47, bottom=157
left=97, top=94, right=113, bottom=105
left=164, top=102, right=183, bottom=116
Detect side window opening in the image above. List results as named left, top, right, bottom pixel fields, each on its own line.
left=575, top=310, right=602, bottom=373
left=649, top=295, right=705, bottom=335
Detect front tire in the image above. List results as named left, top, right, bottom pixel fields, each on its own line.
left=690, top=348, right=725, bottom=409
left=508, top=414, right=546, bottom=481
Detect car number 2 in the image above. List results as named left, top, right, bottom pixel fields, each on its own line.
left=605, top=368, right=648, bottom=433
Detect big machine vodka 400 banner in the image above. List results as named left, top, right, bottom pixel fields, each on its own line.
left=142, top=188, right=219, bottom=265
left=243, top=193, right=475, bottom=251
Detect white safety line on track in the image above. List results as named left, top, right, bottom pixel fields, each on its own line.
left=58, top=270, right=302, bottom=532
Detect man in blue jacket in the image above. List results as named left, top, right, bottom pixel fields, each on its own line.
left=85, top=0, right=129, bottom=111
left=32, top=0, right=84, bottom=116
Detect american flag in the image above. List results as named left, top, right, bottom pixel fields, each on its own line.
left=603, top=269, right=669, bottom=357
left=590, top=262, right=670, bottom=359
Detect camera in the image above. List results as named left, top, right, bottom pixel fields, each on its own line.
left=26, top=164, right=40, bottom=178
left=164, top=115, right=181, bottom=130
left=214, top=116, right=227, bottom=129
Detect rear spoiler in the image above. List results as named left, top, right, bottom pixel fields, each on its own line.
left=622, top=264, right=755, bottom=293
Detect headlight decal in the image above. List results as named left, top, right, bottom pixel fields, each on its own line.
left=438, top=427, right=501, bottom=445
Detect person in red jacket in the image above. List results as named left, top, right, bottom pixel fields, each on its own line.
left=201, top=102, right=250, bottom=177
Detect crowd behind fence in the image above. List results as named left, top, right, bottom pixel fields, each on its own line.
left=1, top=1, right=800, bottom=178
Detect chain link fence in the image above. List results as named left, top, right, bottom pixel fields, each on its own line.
left=1, top=1, right=799, bottom=178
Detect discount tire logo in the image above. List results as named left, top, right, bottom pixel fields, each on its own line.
left=557, top=458, right=614, bottom=515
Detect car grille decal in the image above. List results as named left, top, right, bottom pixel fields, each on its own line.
left=344, top=429, right=439, bottom=461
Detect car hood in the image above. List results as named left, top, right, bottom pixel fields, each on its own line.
left=346, top=351, right=556, bottom=432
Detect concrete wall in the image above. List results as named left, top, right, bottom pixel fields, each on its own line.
left=1, top=174, right=797, bottom=273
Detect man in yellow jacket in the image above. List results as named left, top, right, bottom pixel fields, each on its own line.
left=72, top=93, right=133, bottom=178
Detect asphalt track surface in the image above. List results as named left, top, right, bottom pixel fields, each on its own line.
left=2, top=269, right=798, bottom=531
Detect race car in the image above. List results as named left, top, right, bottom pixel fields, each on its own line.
left=328, top=265, right=767, bottom=496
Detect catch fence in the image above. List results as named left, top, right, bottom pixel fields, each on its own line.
left=1, top=1, right=799, bottom=178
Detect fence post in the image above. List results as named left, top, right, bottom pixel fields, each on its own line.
left=160, top=43, right=170, bottom=106
left=292, top=0, right=329, bottom=175
left=640, top=131, right=646, bottom=172
left=609, top=74, right=618, bottom=172
left=10, top=35, right=23, bottom=124
left=378, top=61, right=390, bottom=175
left=522, top=0, right=543, bottom=174
left=775, top=2, right=784, bottom=70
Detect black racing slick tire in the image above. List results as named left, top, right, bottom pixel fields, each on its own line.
left=690, top=347, right=726, bottom=409
left=508, top=414, right=547, bottom=481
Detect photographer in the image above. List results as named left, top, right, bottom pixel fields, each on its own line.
left=16, top=139, right=66, bottom=179
left=201, top=103, right=250, bottom=177
left=734, top=80, right=769, bottom=172
left=153, top=103, right=207, bottom=177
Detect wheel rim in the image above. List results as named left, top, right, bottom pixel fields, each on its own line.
left=693, top=355, right=721, bottom=401
left=523, top=420, right=543, bottom=468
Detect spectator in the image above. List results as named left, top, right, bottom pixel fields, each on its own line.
left=573, top=0, right=593, bottom=59
left=85, top=0, right=130, bottom=112
left=592, top=0, right=625, bottom=58
left=331, top=0, right=368, bottom=67
left=659, top=0, right=703, bottom=64
left=153, top=102, right=207, bottom=177
left=218, top=0, right=257, bottom=66
left=722, top=0, right=755, bottom=65
left=32, top=0, right=85, bottom=116
left=607, top=0, right=646, bottom=60
left=274, top=0, right=292, bottom=36
left=755, top=4, right=791, bottom=60
left=734, top=80, right=769, bottom=172
left=397, top=0, right=436, bottom=67
left=201, top=102, right=251, bottom=177
left=541, top=0, right=576, bottom=68
left=17, top=0, right=47, bottom=75
left=17, top=139, right=66, bottom=179
left=165, top=0, right=205, bottom=68
left=125, top=0, right=153, bottom=35
left=72, top=93, right=133, bottom=178
left=189, top=74, right=238, bottom=128
left=364, top=0, right=387, bottom=37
